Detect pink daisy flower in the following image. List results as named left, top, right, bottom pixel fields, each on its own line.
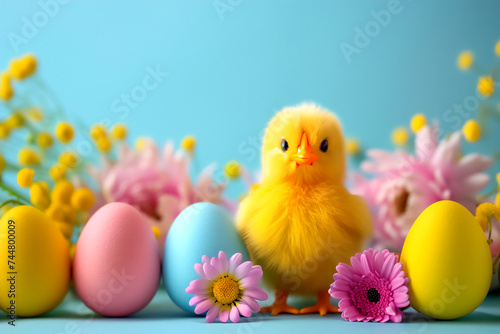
left=185, top=251, right=268, bottom=323
left=329, top=249, right=409, bottom=323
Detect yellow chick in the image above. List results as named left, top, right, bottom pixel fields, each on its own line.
left=237, top=104, right=372, bottom=316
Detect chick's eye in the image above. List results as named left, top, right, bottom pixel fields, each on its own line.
left=281, top=138, right=289, bottom=152
left=320, top=139, right=328, bottom=152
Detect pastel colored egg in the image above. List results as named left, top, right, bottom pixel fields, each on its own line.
left=401, top=200, right=492, bottom=320
left=73, top=202, right=160, bottom=317
left=0, top=206, right=71, bottom=317
left=163, top=202, right=250, bottom=313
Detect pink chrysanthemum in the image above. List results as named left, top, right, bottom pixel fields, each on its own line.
left=353, top=125, right=492, bottom=251
left=88, top=139, right=236, bottom=254
left=329, top=249, right=409, bottom=323
left=186, top=251, right=268, bottom=323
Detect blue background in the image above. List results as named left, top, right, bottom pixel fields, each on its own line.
left=1, top=0, right=500, bottom=198
left=1, top=1, right=500, bottom=333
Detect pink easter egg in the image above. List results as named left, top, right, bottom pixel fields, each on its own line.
left=73, top=202, right=160, bottom=317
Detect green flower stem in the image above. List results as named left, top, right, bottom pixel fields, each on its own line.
left=493, top=151, right=500, bottom=161
left=0, top=182, right=30, bottom=203
left=491, top=66, right=499, bottom=81
left=478, top=187, right=499, bottom=200
left=2, top=101, right=15, bottom=113
left=32, top=76, right=65, bottom=118
left=471, top=63, right=489, bottom=76
left=488, top=215, right=500, bottom=274
left=0, top=199, right=27, bottom=210
left=23, top=118, right=39, bottom=137
left=4, top=161, right=23, bottom=172
left=6, top=104, right=39, bottom=138
left=493, top=254, right=500, bottom=275
left=487, top=216, right=492, bottom=245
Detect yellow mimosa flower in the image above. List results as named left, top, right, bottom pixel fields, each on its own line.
left=17, top=168, right=35, bottom=188
left=477, top=76, right=495, bottom=98
left=36, top=132, right=53, bottom=149
left=26, top=107, right=43, bottom=122
left=462, top=120, right=481, bottom=142
left=224, top=161, right=241, bottom=179
left=111, top=123, right=128, bottom=141
left=6, top=112, right=24, bottom=128
left=30, top=181, right=50, bottom=210
left=0, top=72, right=14, bottom=101
left=51, top=181, right=74, bottom=204
left=345, top=138, right=361, bottom=155
left=18, top=147, right=41, bottom=165
left=70, top=188, right=95, bottom=211
left=457, top=51, right=473, bottom=70
left=9, top=54, right=37, bottom=80
left=391, top=127, right=409, bottom=146
left=96, top=136, right=112, bottom=153
left=58, top=151, right=78, bottom=169
left=55, top=121, right=75, bottom=144
left=181, top=135, right=197, bottom=154
left=49, top=165, right=66, bottom=181
left=90, top=124, right=107, bottom=141
left=0, top=123, right=10, bottom=140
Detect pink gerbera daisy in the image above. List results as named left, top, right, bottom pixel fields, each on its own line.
left=329, top=249, right=409, bottom=323
left=186, top=251, right=268, bottom=323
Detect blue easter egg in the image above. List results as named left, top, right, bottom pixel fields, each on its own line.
left=163, top=202, right=250, bottom=313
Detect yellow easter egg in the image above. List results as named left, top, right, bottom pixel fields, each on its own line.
left=401, top=200, right=491, bottom=320
left=0, top=206, right=71, bottom=317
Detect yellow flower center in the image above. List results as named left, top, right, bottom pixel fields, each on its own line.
left=212, top=275, right=240, bottom=305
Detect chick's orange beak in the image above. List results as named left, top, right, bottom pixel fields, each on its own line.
left=291, top=133, right=318, bottom=166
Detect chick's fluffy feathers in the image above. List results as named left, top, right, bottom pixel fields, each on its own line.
left=237, top=104, right=372, bottom=295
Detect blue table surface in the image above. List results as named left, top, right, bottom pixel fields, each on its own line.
left=3, top=288, right=500, bottom=334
